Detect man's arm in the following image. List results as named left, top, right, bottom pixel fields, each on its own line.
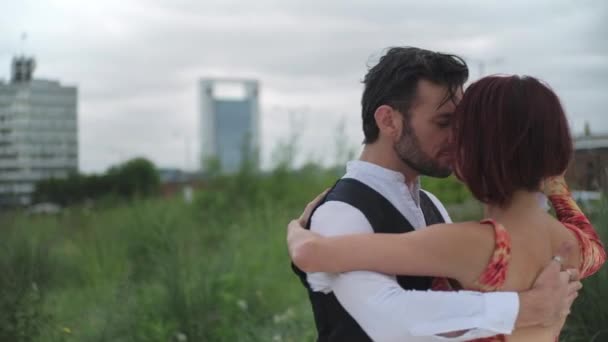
left=330, top=271, right=519, bottom=341
left=308, top=201, right=519, bottom=341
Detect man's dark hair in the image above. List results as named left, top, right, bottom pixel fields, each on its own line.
left=361, top=47, right=469, bottom=144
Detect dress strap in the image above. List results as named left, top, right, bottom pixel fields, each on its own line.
left=473, top=219, right=512, bottom=291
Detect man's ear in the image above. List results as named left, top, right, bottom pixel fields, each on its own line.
left=374, top=105, right=401, bottom=141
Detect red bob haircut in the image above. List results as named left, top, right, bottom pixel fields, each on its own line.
left=453, top=75, right=572, bottom=206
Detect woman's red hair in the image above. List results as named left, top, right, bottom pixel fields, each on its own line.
left=453, top=75, right=572, bottom=206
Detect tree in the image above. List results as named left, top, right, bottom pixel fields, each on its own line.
left=32, top=157, right=160, bottom=206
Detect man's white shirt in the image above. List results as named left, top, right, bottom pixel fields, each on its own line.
left=306, top=160, right=519, bottom=341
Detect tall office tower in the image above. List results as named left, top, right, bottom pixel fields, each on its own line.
left=0, top=57, right=78, bottom=206
left=199, top=78, right=259, bottom=174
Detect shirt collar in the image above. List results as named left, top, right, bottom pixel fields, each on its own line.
left=346, top=160, right=422, bottom=206
left=346, top=160, right=421, bottom=192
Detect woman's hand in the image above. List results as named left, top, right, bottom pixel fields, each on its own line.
left=287, top=189, right=329, bottom=271
left=297, top=189, right=330, bottom=226
left=287, top=219, right=322, bottom=271
left=541, top=174, right=567, bottom=196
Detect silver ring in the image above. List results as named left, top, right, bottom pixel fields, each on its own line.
left=566, top=269, right=577, bottom=281
left=552, top=255, right=563, bottom=264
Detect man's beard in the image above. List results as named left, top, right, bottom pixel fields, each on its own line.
left=394, top=122, right=452, bottom=178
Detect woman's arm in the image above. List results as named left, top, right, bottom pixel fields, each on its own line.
left=544, top=176, right=606, bottom=278
left=288, top=219, right=496, bottom=284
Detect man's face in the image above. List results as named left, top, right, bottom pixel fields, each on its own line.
left=394, top=79, right=461, bottom=178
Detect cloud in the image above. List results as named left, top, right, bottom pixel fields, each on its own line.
left=1, top=0, right=606, bottom=172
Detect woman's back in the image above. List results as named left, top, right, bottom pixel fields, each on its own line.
left=431, top=213, right=558, bottom=341
left=441, top=179, right=606, bottom=341
left=494, top=210, right=578, bottom=292
left=469, top=212, right=573, bottom=341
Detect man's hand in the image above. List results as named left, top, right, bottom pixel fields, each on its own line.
left=516, top=244, right=582, bottom=328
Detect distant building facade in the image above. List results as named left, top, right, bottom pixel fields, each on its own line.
left=0, top=57, right=78, bottom=206
left=565, top=134, right=608, bottom=193
left=199, top=78, right=259, bottom=174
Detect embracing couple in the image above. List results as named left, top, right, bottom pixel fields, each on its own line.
left=287, top=47, right=606, bottom=341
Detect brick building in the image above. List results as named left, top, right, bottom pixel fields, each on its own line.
left=565, top=134, right=608, bottom=193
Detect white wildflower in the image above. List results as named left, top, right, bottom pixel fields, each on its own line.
left=237, top=299, right=248, bottom=311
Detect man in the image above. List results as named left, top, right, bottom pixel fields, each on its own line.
left=291, top=47, right=580, bottom=341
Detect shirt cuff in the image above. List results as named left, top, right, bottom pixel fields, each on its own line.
left=409, top=291, right=519, bottom=339
left=482, top=291, right=519, bottom=335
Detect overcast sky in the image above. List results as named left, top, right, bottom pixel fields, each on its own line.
left=2, top=0, right=607, bottom=172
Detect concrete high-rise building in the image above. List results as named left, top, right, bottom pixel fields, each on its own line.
left=0, top=56, right=78, bottom=206
left=199, top=78, right=259, bottom=173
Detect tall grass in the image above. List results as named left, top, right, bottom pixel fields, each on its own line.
left=0, top=165, right=340, bottom=342
left=0, top=164, right=606, bottom=341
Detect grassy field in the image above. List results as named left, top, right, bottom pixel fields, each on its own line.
left=1, top=167, right=606, bottom=341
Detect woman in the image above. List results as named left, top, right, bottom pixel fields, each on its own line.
left=287, top=75, right=606, bottom=341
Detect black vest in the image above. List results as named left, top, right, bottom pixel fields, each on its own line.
left=292, top=178, right=446, bottom=342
